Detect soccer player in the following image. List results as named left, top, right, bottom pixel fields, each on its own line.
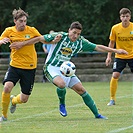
left=0, top=8, right=59, bottom=122
left=9, top=21, right=128, bottom=120
left=42, top=30, right=55, bottom=82
left=106, top=8, right=133, bottom=106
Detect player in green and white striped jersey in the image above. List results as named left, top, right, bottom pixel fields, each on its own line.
left=44, top=32, right=96, bottom=67
left=10, top=21, right=128, bottom=120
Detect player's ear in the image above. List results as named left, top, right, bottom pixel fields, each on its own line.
left=14, top=19, right=17, bottom=24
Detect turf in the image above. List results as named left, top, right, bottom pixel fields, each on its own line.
left=0, top=82, right=133, bottom=133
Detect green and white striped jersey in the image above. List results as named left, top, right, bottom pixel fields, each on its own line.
left=43, top=32, right=96, bottom=67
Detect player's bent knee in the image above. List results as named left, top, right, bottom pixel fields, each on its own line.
left=21, top=98, right=28, bottom=103
left=54, top=79, right=66, bottom=88
left=57, top=82, right=66, bottom=88
left=20, top=94, right=29, bottom=103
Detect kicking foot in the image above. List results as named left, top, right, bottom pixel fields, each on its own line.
left=10, top=95, right=16, bottom=113
left=96, top=114, right=108, bottom=120
left=59, top=104, right=67, bottom=117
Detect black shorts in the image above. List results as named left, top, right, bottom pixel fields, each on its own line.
left=3, top=66, right=36, bottom=95
left=113, top=58, right=133, bottom=73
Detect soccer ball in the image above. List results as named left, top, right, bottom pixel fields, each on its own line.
left=60, top=61, right=76, bottom=77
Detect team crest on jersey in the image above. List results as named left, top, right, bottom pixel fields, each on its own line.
left=130, top=31, right=133, bottom=34
left=60, top=47, right=72, bottom=55
left=47, top=35, right=52, bottom=38
left=25, top=35, right=30, bottom=38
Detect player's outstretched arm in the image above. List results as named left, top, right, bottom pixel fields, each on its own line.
left=9, top=36, right=44, bottom=49
left=9, top=34, right=62, bottom=50
left=95, top=45, right=128, bottom=55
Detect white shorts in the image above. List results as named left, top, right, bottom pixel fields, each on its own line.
left=44, top=64, right=81, bottom=88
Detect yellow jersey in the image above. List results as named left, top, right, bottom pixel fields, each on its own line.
left=0, top=25, right=41, bottom=69
left=110, top=22, right=133, bottom=59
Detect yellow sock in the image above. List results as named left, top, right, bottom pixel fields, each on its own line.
left=1, top=92, right=10, bottom=118
left=110, top=77, right=118, bottom=101
left=12, top=94, right=23, bottom=105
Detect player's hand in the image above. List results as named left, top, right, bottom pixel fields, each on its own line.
left=105, top=57, right=112, bottom=66
left=9, top=42, right=24, bottom=50
left=53, top=34, right=62, bottom=43
left=116, top=49, right=128, bottom=55
left=0, top=37, right=10, bottom=45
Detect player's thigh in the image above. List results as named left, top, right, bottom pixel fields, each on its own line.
left=68, top=76, right=81, bottom=88
left=19, top=69, right=36, bottom=95
left=113, top=58, right=126, bottom=73
left=45, top=65, right=72, bottom=88
left=127, top=59, right=133, bottom=73
left=3, top=66, right=20, bottom=86
left=44, top=65, right=60, bottom=82
left=71, top=81, right=85, bottom=95
left=53, top=76, right=66, bottom=88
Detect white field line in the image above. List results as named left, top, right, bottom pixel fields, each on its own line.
left=107, top=125, right=133, bottom=133
left=116, top=94, right=132, bottom=99
left=2, top=94, right=132, bottom=133
left=107, top=86, right=133, bottom=133
left=3, top=103, right=83, bottom=124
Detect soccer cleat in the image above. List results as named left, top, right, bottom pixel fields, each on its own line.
left=0, top=115, right=7, bottom=122
left=96, top=114, right=108, bottom=120
left=107, top=100, right=115, bottom=106
left=10, top=95, right=16, bottom=114
left=59, top=104, right=67, bottom=117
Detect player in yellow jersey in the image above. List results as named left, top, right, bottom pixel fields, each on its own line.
left=106, top=8, right=133, bottom=106
left=0, top=8, right=60, bottom=122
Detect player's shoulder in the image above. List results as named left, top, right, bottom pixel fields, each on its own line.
left=130, top=22, right=133, bottom=26
left=5, top=26, right=15, bottom=31
left=78, top=35, right=86, bottom=41
left=77, top=35, right=91, bottom=44
left=57, top=31, right=67, bottom=36
left=55, top=31, right=68, bottom=40
left=112, top=23, right=121, bottom=29
left=25, top=26, right=41, bottom=34
left=25, top=25, right=37, bottom=30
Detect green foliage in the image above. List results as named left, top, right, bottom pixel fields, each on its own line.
left=0, top=82, right=132, bottom=132
left=0, top=0, right=133, bottom=52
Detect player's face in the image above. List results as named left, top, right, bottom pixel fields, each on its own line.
left=68, top=28, right=81, bottom=42
left=120, top=13, right=131, bottom=26
left=14, top=16, right=27, bottom=31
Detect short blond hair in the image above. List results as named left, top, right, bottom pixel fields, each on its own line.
left=119, top=8, right=131, bottom=15
left=12, top=8, right=28, bottom=20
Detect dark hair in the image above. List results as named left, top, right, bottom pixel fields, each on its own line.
left=70, top=21, right=82, bottom=30
left=119, top=8, right=131, bottom=15
left=12, top=8, right=28, bottom=20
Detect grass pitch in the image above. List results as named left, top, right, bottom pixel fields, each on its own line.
left=0, top=82, right=133, bottom=133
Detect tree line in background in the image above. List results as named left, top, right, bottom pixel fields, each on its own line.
left=0, top=0, right=133, bottom=52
